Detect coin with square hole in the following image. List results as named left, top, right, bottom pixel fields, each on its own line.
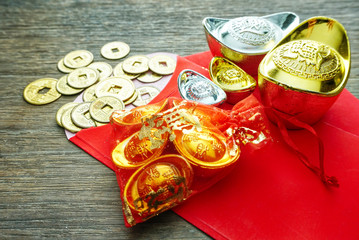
left=101, top=41, right=130, bottom=60
left=137, top=70, right=163, bottom=83
left=82, top=84, right=98, bottom=102
left=132, top=86, right=160, bottom=107
left=56, top=75, right=84, bottom=95
left=113, top=62, right=140, bottom=79
left=67, top=67, right=99, bottom=89
left=148, top=55, right=176, bottom=75
left=122, top=55, right=149, bottom=74
left=63, top=50, right=94, bottom=69
left=95, top=77, right=135, bottom=102
left=124, top=89, right=138, bottom=105
left=62, top=105, right=83, bottom=133
left=89, top=96, right=125, bottom=123
left=57, top=58, right=74, bottom=73
left=88, top=62, right=113, bottom=81
left=23, top=78, right=62, bottom=105
left=56, top=102, right=79, bottom=127
left=71, top=102, right=96, bottom=128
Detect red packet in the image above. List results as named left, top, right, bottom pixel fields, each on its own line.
left=70, top=51, right=359, bottom=239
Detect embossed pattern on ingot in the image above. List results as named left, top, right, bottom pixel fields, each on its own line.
left=228, top=17, right=276, bottom=46
left=272, top=39, right=341, bottom=81
left=123, top=154, right=193, bottom=217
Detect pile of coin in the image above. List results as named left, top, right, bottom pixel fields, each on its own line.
left=23, top=41, right=177, bottom=133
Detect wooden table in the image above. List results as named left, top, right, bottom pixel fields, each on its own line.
left=1, top=0, right=358, bottom=239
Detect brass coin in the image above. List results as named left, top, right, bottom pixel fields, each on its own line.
left=56, top=102, right=79, bottom=127
left=122, top=55, right=149, bottom=74
left=137, top=70, right=163, bottom=83
left=67, top=67, right=99, bottom=89
left=57, top=58, right=74, bottom=73
left=95, top=77, right=135, bottom=101
left=89, top=96, right=125, bottom=123
left=113, top=62, right=140, bottom=79
left=124, top=89, right=138, bottom=105
left=71, top=102, right=96, bottom=128
left=23, top=78, right=61, bottom=105
left=56, top=75, right=83, bottom=95
left=132, top=86, right=160, bottom=107
left=82, top=84, right=98, bottom=102
left=63, top=50, right=94, bottom=69
left=87, top=62, right=113, bottom=82
left=61, top=105, right=82, bottom=133
left=148, top=55, right=176, bottom=75
left=100, top=41, right=130, bottom=60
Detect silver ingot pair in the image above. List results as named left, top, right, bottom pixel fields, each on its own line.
left=203, top=12, right=300, bottom=76
left=177, top=69, right=227, bottom=106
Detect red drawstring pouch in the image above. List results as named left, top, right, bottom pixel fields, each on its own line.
left=109, top=96, right=271, bottom=226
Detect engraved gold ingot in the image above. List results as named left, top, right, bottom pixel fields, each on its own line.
left=258, top=16, right=350, bottom=126
left=123, top=154, right=193, bottom=217
left=112, top=128, right=169, bottom=169
left=174, top=127, right=240, bottom=169
left=210, top=57, right=256, bottom=104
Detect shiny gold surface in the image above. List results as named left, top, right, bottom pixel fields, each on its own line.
left=173, top=127, right=240, bottom=169
left=123, top=154, right=193, bottom=217
left=122, top=55, right=149, bottom=74
left=67, top=67, right=99, bottom=89
left=95, top=76, right=135, bottom=101
left=87, top=62, right=113, bottom=82
left=259, top=16, right=350, bottom=96
left=89, top=96, right=125, bottom=123
left=63, top=50, right=94, bottom=69
left=56, top=75, right=83, bottom=95
left=148, top=55, right=176, bottom=75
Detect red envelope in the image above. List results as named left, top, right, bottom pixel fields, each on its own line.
left=70, top=51, right=359, bottom=240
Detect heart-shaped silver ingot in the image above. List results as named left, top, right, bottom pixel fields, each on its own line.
left=177, top=69, right=227, bottom=106
left=203, top=12, right=299, bottom=76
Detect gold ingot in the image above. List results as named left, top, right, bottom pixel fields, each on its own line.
left=173, top=127, right=240, bottom=169
left=258, top=16, right=350, bottom=126
left=111, top=99, right=168, bottom=126
left=123, top=154, right=193, bottom=217
left=112, top=127, right=169, bottom=169
left=23, top=78, right=61, bottom=105
left=210, top=57, right=256, bottom=104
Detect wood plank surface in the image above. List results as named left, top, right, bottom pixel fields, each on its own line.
left=1, top=0, right=358, bottom=239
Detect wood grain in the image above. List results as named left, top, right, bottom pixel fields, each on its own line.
left=1, top=0, right=358, bottom=239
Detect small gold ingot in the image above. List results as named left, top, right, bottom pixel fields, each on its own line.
left=174, top=127, right=240, bottom=169
left=112, top=128, right=169, bottom=169
left=210, top=57, right=256, bottom=104
left=123, top=154, right=193, bottom=217
left=258, top=16, right=350, bottom=126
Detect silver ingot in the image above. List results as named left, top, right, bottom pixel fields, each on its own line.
left=177, top=69, right=227, bottom=106
left=203, top=12, right=299, bottom=76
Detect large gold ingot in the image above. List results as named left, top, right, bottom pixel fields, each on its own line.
left=258, top=16, right=350, bottom=127
left=174, top=127, right=240, bottom=169
left=124, top=154, right=193, bottom=217
left=112, top=128, right=169, bottom=169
